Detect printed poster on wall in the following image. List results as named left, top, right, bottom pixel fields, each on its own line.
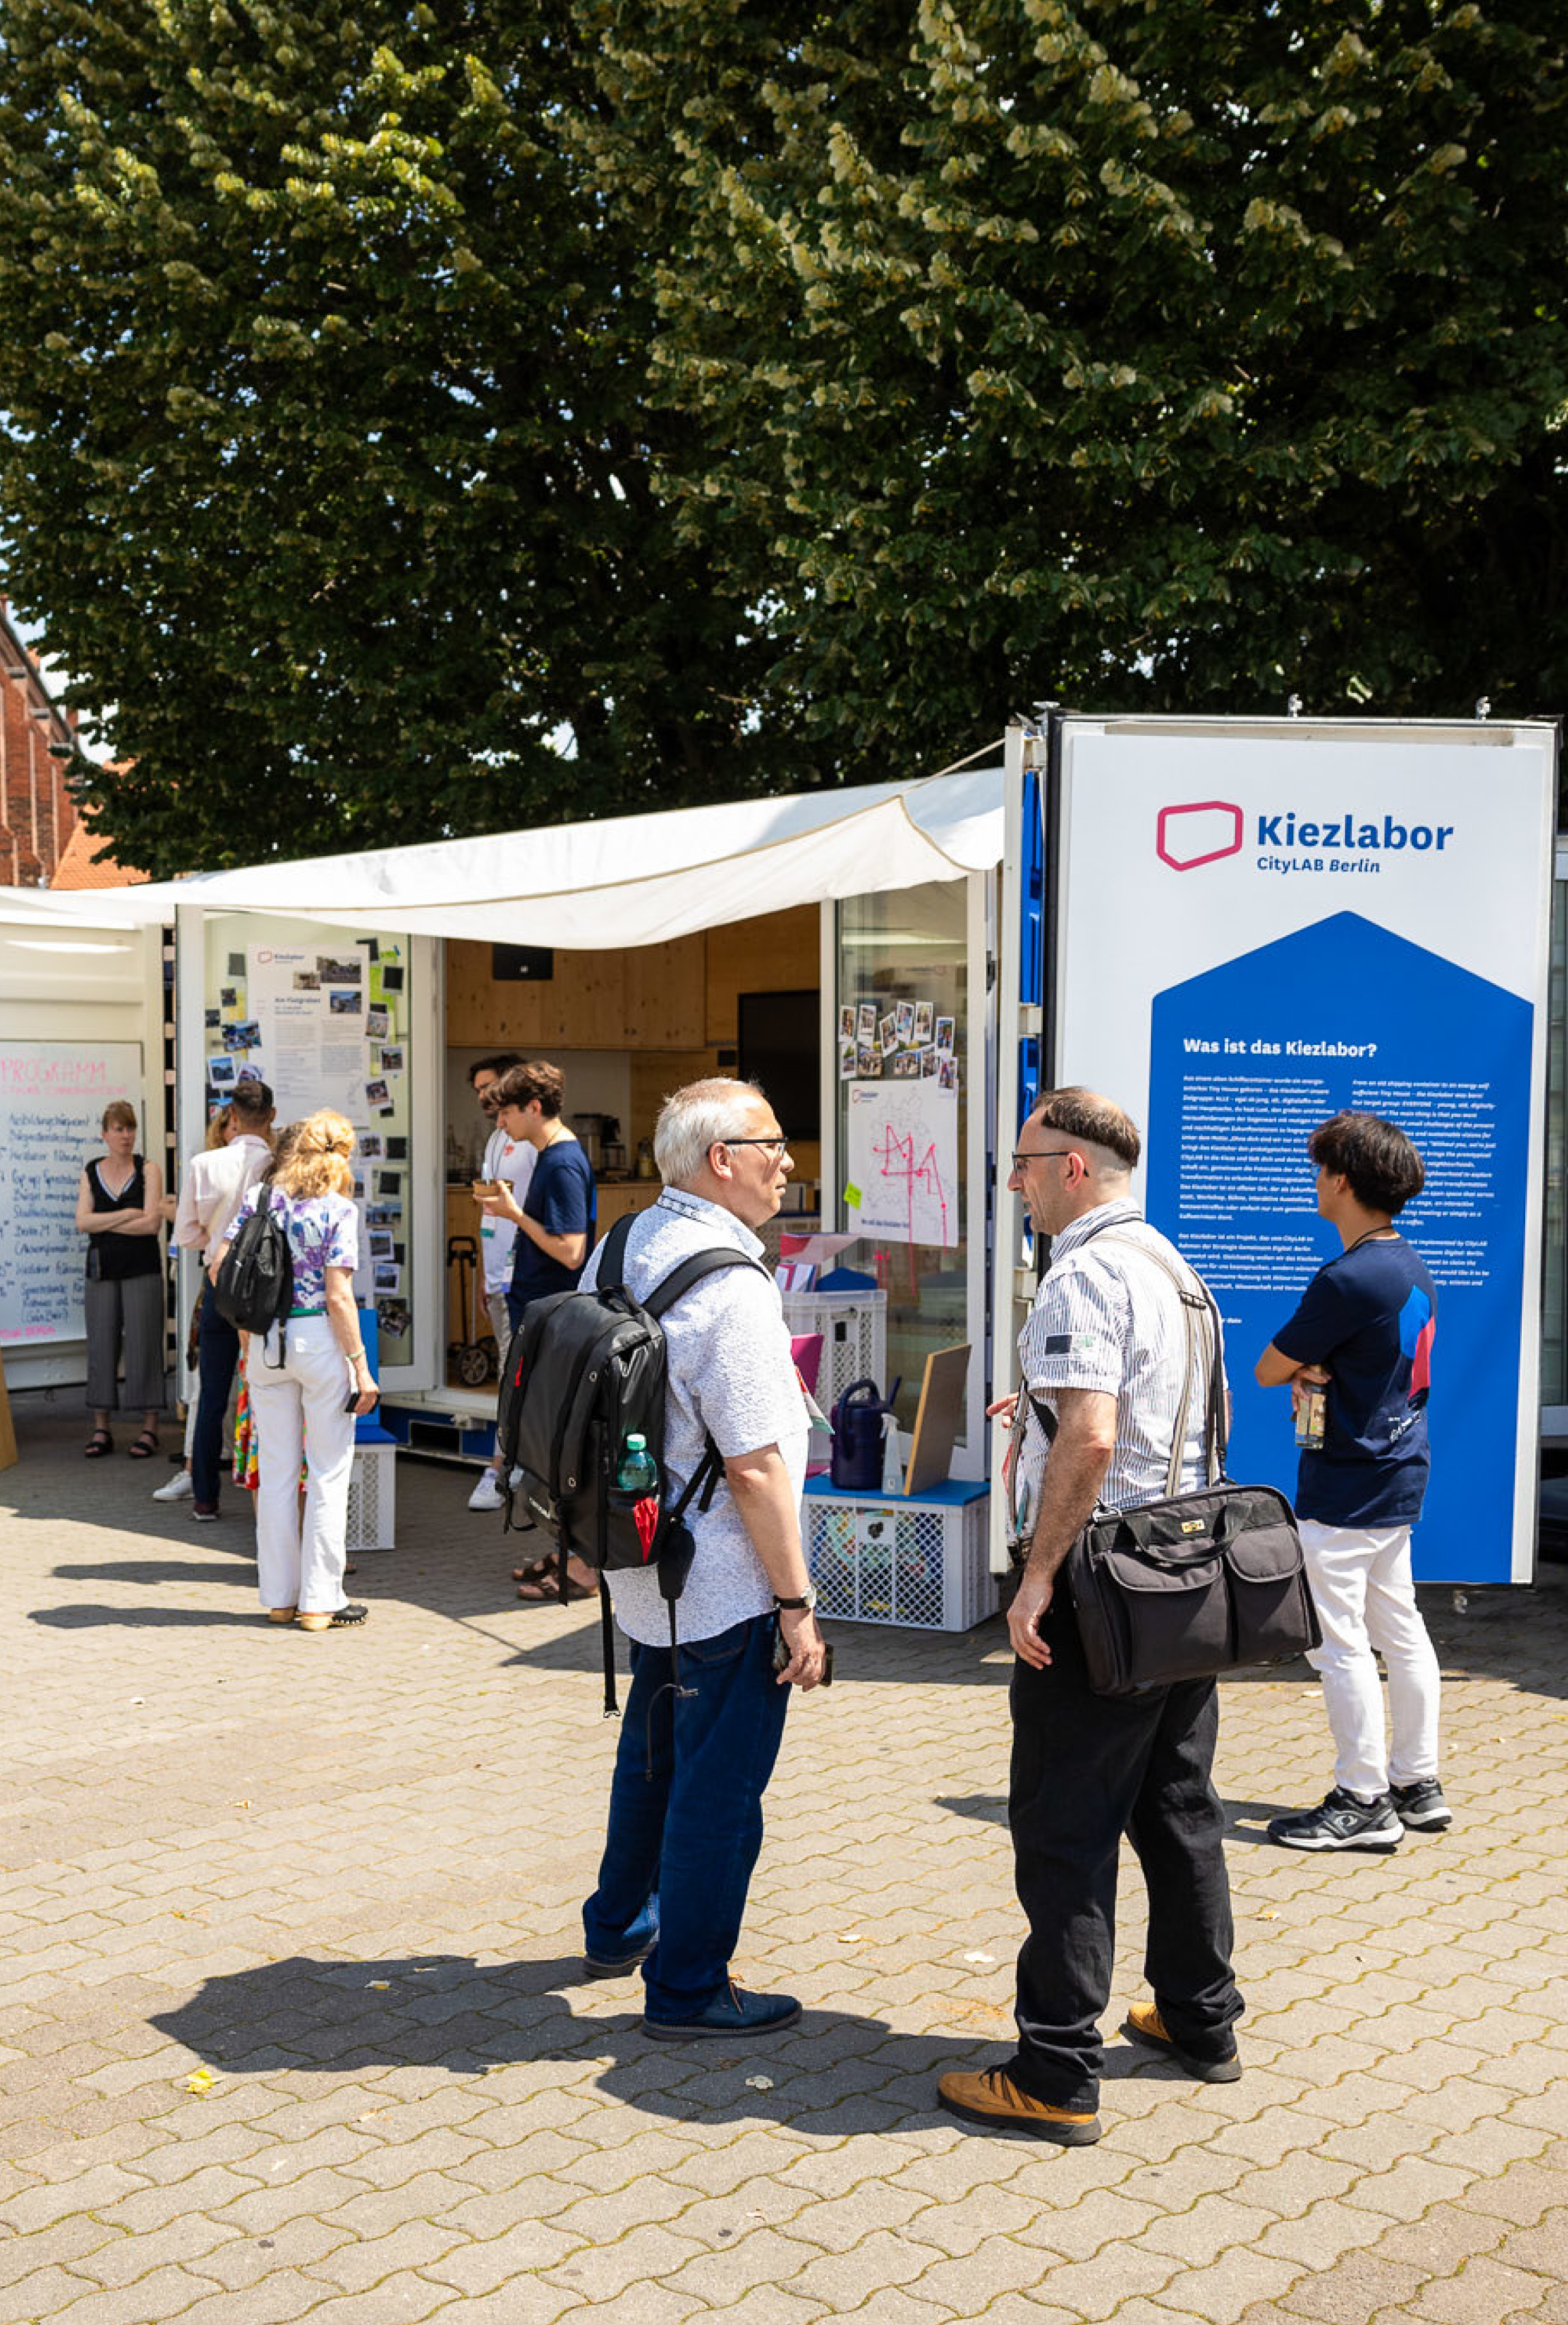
left=247, top=943, right=372, bottom=1123
left=1050, top=724, right=1555, bottom=1583
left=844, top=1080, right=961, bottom=1249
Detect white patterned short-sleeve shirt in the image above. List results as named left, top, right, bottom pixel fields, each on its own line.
left=1008, top=1199, right=1227, bottom=1542
left=578, top=1188, right=809, bottom=1646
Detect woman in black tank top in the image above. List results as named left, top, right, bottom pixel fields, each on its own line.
left=74, top=1100, right=165, bottom=1457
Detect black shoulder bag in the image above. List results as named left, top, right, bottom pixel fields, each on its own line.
left=1032, top=1237, right=1319, bottom=1697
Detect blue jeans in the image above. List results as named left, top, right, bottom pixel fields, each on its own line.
left=582, top=1614, right=789, bottom=2021
left=191, top=1296, right=240, bottom=1507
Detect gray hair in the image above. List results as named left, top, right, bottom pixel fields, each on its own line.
left=655, top=1078, right=769, bottom=1186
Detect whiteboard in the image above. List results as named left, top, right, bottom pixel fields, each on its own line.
left=0, top=1043, right=145, bottom=1345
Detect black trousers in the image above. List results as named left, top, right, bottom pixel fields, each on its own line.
left=1006, top=1591, right=1243, bottom=2112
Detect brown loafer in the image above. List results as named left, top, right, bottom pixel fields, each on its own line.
left=1121, top=2000, right=1241, bottom=2083
left=266, top=1608, right=297, bottom=1625
left=936, top=2067, right=1101, bottom=2144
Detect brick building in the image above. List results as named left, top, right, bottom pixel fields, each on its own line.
left=0, top=597, right=82, bottom=885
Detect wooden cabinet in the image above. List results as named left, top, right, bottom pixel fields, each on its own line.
left=594, top=1182, right=662, bottom=1232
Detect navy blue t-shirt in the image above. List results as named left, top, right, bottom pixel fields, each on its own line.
left=507, top=1137, right=596, bottom=1321
left=1272, top=1234, right=1437, bottom=1527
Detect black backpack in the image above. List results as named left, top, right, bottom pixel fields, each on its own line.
left=496, top=1209, right=767, bottom=1712
left=211, top=1184, right=294, bottom=1359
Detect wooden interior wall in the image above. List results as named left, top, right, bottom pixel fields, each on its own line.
left=446, top=904, right=822, bottom=1177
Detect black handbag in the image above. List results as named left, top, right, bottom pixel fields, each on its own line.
left=1032, top=1237, right=1320, bottom=1698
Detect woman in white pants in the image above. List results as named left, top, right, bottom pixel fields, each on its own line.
left=214, top=1111, right=378, bottom=1629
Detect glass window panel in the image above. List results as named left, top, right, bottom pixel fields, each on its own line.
left=836, top=881, right=968, bottom=1441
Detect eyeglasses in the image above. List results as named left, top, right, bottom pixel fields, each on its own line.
left=1010, top=1148, right=1080, bottom=1171
left=715, top=1135, right=791, bottom=1159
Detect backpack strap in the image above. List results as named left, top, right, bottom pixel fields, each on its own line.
left=596, top=1209, right=637, bottom=1295
left=643, top=1245, right=769, bottom=1319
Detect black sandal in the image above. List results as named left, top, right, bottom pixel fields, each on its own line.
left=126, top=1430, right=159, bottom=1460
left=84, top=1429, right=113, bottom=1459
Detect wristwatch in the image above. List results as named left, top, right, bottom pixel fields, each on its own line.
left=774, top=1588, right=817, bottom=1612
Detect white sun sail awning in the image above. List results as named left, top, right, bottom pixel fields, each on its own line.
left=6, top=761, right=1005, bottom=945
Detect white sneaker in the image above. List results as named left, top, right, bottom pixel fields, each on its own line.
left=467, top=1472, right=505, bottom=1512
left=152, top=1470, right=195, bottom=1502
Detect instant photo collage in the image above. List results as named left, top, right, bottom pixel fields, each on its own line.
left=838, top=994, right=957, bottom=1090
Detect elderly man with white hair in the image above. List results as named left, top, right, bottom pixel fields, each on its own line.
left=575, top=1077, right=827, bottom=2041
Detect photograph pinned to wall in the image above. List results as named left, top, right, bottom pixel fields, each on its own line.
left=221, top=1019, right=262, bottom=1052
left=363, top=1078, right=390, bottom=1110
left=376, top=1298, right=410, bottom=1341
left=293, top=971, right=319, bottom=992
left=379, top=964, right=405, bottom=995
left=939, top=1057, right=957, bottom=1092
left=895, top=1000, right=916, bottom=1047
left=856, top=1002, right=877, bottom=1044
left=372, top=1262, right=402, bottom=1294
left=368, top=1230, right=394, bottom=1261
left=378, top=1044, right=404, bottom=1074
left=206, top=1092, right=228, bottom=1120
left=374, top=1170, right=402, bottom=1197
left=838, top=1006, right=855, bottom=1044
left=391, top=1241, right=406, bottom=1265
left=359, top=1133, right=383, bottom=1160
left=921, top=1046, right=939, bottom=1078
left=328, top=989, right=361, bottom=1015
left=856, top=1043, right=882, bottom=1078
left=368, top=1199, right=402, bottom=1224
left=914, top=1001, right=934, bottom=1046
left=227, top=953, right=246, bottom=980
left=204, top=1008, right=220, bottom=1029
left=235, top=1064, right=263, bottom=1084
left=220, top=986, right=238, bottom=1008
left=878, top=1013, right=898, bottom=1054
left=317, top=955, right=361, bottom=984
left=935, top=1016, right=955, bottom=1056
left=365, top=1007, right=390, bottom=1042
left=351, top=1171, right=366, bottom=1200
left=207, top=1053, right=236, bottom=1088
left=385, top=1136, right=408, bottom=1161
left=839, top=1039, right=856, bottom=1080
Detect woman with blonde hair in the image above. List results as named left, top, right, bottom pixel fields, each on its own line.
left=75, top=1099, right=165, bottom=1458
left=213, top=1110, right=377, bottom=1629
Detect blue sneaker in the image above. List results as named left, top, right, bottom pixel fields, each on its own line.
left=642, top=1980, right=801, bottom=2041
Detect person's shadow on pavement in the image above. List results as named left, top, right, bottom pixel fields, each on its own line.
left=148, top=1950, right=1172, bottom=2133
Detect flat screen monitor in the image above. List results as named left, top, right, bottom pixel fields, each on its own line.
left=736, top=990, right=820, bottom=1141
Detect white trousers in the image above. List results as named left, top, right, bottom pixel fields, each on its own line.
left=1300, top=1519, right=1442, bottom=1799
left=247, top=1315, right=355, bottom=1615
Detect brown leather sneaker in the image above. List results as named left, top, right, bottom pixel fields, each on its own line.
left=1121, top=2000, right=1241, bottom=2083
left=936, top=2067, right=1101, bottom=2144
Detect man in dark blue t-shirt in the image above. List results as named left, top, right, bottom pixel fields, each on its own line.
left=482, top=1059, right=597, bottom=1327
left=1255, top=1112, right=1446, bottom=1853
left=482, top=1057, right=600, bottom=1602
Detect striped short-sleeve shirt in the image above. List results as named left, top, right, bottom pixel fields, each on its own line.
left=1007, top=1198, right=1228, bottom=1543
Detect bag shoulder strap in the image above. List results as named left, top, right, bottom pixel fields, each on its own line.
left=1094, top=1233, right=1226, bottom=1488
left=643, top=1246, right=768, bottom=1320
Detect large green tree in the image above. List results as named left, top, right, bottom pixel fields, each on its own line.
left=588, top=0, right=1568, bottom=749
left=0, top=0, right=812, bottom=875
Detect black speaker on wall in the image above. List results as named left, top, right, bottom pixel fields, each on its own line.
left=491, top=944, right=555, bottom=982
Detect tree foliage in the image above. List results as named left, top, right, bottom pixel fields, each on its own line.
left=0, top=0, right=812, bottom=875
left=588, top=0, right=1568, bottom=748
left=1, top=3, right=1566, bottom=878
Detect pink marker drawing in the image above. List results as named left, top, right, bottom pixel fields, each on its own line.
left=872, top=1118, right=951, bottom=1251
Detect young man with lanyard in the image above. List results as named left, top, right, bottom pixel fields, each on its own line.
left=171, top=1078, right=276, bottom=1521
left=480, top=1059, right=599, bottom=1597
left=464, top=1051, right=534, bottom=1514
left=1256, top=1111, right=1447, bottom=1851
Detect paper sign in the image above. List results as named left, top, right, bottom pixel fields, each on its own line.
left=844, top=1082, right=960, bottom=1249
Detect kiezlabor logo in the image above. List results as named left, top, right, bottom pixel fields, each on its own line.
left=1156, top=800, right=1245, bottom=871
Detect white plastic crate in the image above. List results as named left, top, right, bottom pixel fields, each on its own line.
left=805, top=1488, right=996, bottom=1631
left=346, top=1442, right=396, bottom=1552
left=781, top=1289, right=887, bottom=1421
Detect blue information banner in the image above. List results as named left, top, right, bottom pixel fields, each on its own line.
left=1147, top=912, right=1532, bottom=1582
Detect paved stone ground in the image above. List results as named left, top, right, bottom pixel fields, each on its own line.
left=2, top=1400, right=1566, bottom=2325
